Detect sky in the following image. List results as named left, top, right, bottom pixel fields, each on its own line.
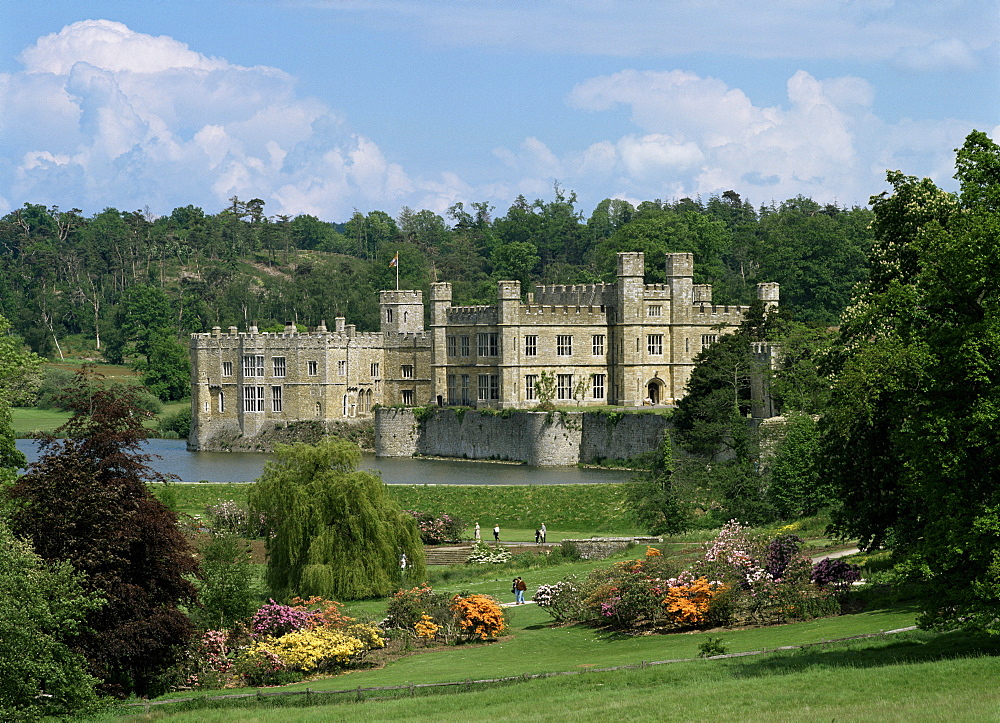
left=1, top=1, right=997, bottom=223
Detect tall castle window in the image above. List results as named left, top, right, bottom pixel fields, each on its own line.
left=460, top=336, right=470, bottom=357
left=243, top=355, right=264, bottom=377
left=647, top=334, right=663, bottom=355
left=386, top=308, right=394, bottom=323
left=557, top=374, right=573, bottom=400
left=243, top=386, right=265, bottom=412
left=307, top=360, right=318, bottom=376
left=338, top=360, right=347, bottom=376
left=525, top=374, right=537, bottom=401
left=222, top=361, right=233, bottom=377
left=447, top=374, right=457, bottom=404
left=524, top=335, right=537, bottom=356
left=371, top=362, right=380, bottom=377
left=556, top=335, right=573, bottom=356
left=218, top=391, right=225, bottom=412
left=701, top=334, right=718, bottom=350
left=592, top=335, right=605, bottom=356
left=271, top=386, right=282, bottom=412
left=461, top=375, right=470, bottom=404
left=477, top=333, right=498, bottom=357
left=401, top=365, right=414, bottom=379
left=647, top=305, right=662, bottom=317
left=447, top=335, right=457, bottom=357
left=478, top=374, right=500, bottom=401
left=272, top=357, right=286, bottom=377
left=592, top=374, right=605, bottom=399
left=402, top=389, right=414, bottom=405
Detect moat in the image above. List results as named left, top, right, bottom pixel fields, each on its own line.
left=15, top=438, right=631, bottom=485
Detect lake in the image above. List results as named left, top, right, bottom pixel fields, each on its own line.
left=14, top=438, right=631, bottom=486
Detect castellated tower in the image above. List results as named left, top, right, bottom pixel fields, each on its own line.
left=379, top=290, right=424, bottom=334
left=429, top=283, right=453, bottom=405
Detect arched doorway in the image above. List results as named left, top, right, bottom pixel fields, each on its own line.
left=646, top=380, right=663, bottom=405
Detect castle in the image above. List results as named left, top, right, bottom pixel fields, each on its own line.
left=189, top=252, right=778, bottom=450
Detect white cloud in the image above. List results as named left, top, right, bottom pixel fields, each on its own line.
left=892, top=37, right=979, bottom=73
left=497, top=67, right=980, bottom=207
left=0, top=20, right=468, bottom=218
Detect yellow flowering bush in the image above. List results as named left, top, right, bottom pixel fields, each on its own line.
left=244, top=625, right=383, bottom=672
left=645, top=546, right=662, bottom=558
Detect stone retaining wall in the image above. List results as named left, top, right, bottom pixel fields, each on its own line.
left=560, top=537, right=663, bottom=560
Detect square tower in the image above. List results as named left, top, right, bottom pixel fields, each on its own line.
left=380, top=290, right=425, bottom=334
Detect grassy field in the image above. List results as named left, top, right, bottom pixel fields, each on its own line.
left=156, top=482, right=641, bottom=538
left=10, top=407, right=72, bottom=436
left=126, top=644, right=1000, bottom=722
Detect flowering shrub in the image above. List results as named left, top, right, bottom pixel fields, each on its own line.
left=811, top=558, right=862, bottom=592
left=233, top=648, right=299, bottom=687
left=250, top=600, right=320, bottom=638
left=533, top=578, right=586, bottom=622
left=450, top=594, right=507, bottom=640
left=662, top=577, right=725, bottom=626
left=205, top=500, right=268, bottom=538
left=243, top=626, right=380, bottom=673
left=764, top=534, right=804, bottom=580
left=384, top=583, right=455, bottom=632
left=645, top=546, right=662, bottom=558
left=414, top=614, right=440, bottom=639
left=404, top=510, right=466, bottom=544
left=466, top=541, right=512, bottom=564
left=289, top=596, right=354, bottom=629
left=535, top=523, right=844, bottom=634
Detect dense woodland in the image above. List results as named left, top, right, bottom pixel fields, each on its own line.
left=0, top=190, right=873, bottom=363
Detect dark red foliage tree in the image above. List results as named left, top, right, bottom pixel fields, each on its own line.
left=5, top=371, right=198, bottom=698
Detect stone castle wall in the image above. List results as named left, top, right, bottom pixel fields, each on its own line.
left=375, top=408, right=672, bottom=466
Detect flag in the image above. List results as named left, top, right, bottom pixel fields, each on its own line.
left=389, top=252, right=398, bottom=268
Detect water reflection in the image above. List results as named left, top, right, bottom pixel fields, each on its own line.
left=15, top=438, right=630, bottom=486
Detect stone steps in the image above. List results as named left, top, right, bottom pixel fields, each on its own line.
left=423, top=545, right=474, bottom=566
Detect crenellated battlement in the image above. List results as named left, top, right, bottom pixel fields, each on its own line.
left=532, top=283, right=613, bottom=307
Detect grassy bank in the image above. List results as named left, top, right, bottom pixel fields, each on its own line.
left=134, top=639, right=999, bottom=722
left=153, top=482, right=640, bottom=537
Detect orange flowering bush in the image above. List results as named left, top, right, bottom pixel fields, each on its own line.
left=414, top=614, right=440, bottom=640
left=662, top=577, right=725, bottom=626
left=450, top=594, right=507, bottom=640
left=289, top=596, right=354, bottom=629
left=645, top=546, right=662, bottom=558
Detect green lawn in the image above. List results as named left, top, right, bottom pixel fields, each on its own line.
left=10, top=407, right=71, bottom=436
left=134, top=647, right=1000, bottom=722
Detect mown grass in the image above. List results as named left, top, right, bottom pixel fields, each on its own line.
left=153, top=482, right=642, bottom=536
left=10, top=407, right=72, bottom=436
left=124, top=642, right=1000, bottom=722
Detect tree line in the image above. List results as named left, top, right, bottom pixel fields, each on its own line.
left=0, top=188, right=874, bottom=369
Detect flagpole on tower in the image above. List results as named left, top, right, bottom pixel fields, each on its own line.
left=390, top=251, right=399, bottom=290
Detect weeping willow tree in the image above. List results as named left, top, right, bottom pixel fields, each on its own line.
left=248, top=436, right=426, bottom=601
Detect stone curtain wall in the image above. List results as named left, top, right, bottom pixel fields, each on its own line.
left=375, top=408, right=672, bottom=466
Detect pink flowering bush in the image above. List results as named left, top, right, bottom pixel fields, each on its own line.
left=540, top=522, right=842, bottom=633
left=250, top=600, right=320, bottom=638
left=403, top=510, right=466, bottom=544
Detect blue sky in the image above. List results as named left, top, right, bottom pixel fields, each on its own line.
left=1, top=1, right=997, bottom=222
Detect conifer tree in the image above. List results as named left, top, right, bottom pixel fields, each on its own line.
left=249, top=436, right=426, bottom=601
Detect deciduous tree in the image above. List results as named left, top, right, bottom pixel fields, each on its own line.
left=6, top=371, right=199, bottom=696
left=822, top=130, right=1000, bottom=633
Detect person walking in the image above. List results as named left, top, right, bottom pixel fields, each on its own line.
left=512, top=576, right=527, bottom=604
left=534, top=529, right=541, bottom=544
left=493, top=524, right=500, bottom=542
left=540, top=522, right=547, bottom=543
left=474, top=522, right=481, bottom=541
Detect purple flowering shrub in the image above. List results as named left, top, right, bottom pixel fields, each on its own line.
left=404, top=510, right=466, bottom=544
left=250, top=600, right=320, bottom=638
left=764, top=534, right=805, bottom=580
left=811, top=558, right=862, bottom=592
